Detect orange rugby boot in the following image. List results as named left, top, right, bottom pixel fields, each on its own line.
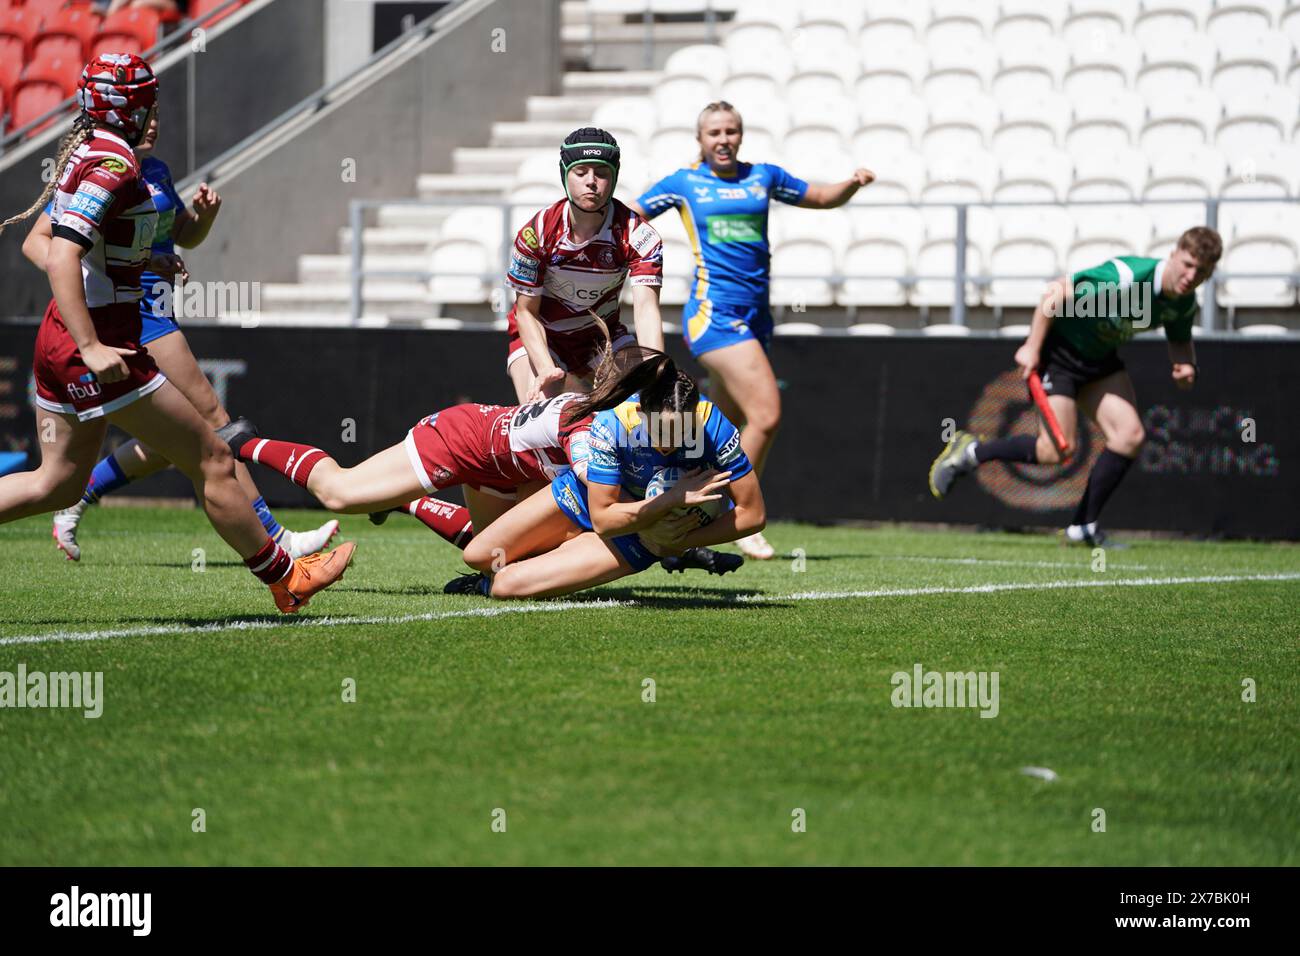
left=270, top=540, right=356, bottom=614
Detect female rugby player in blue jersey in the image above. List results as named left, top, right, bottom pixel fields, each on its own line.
left=629, top=101, right=873, bottom=559
left=443, top=348, right=765, bottom=599
left=22, top=109, right=337, bottom=562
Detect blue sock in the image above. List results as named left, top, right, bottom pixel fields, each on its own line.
left=81, top=455, right=130, bottom=505
left=251, top=496, right=286, bottom=542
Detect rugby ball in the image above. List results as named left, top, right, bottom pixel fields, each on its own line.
left=644, top=466, right=725, bottom=526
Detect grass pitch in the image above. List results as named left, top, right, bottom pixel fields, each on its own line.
left=1, top=507, right=1296, bottom=866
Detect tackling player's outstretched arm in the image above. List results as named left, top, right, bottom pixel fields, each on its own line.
left=630, top=283, right=664, bottom=352
left=798, top=168, right=876, bottom=209
left=1016, top=275, right=1071, bottom=379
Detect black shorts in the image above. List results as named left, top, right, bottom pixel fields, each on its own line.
left=1038, top=332, right=1125, bottom=400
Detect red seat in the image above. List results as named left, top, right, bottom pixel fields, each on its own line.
left=0, top=8, right=44, bottom=64
left=24, top=0, right=79, bottom=22
left=94, top=7, right=162, bottom=57
left=32, top=5, right=101, bottom=63
left=11, top=56, right=76, bottom=134
left=0, top=50, right=21, bottom=106
left=190, top=0, right=248, bottom=26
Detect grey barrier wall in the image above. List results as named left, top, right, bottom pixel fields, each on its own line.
left=178, top=0, right=559, bottom=287
left=0, top=0, right=327, bottom=318
left=1, top=323, right=1295, bottom=539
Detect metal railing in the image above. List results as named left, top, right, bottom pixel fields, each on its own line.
left=576, top=1, right=732, bottom=69
left=347, top=194, right=1300, bottom=330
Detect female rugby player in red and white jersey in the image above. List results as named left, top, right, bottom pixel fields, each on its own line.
left=0, top=54, right=353, bottom=614
left=505, top=128, right=667, bottom=403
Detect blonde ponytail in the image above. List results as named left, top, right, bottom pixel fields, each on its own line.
left=0, top=114, right=96, bottom=239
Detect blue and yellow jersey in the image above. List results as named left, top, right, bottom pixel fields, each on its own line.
left=583, top=394, right=753, bottom=496
left=636, top=161, right=809, bottom=308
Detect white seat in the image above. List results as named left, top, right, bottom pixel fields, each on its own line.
left=922, top=149, right=999, bottom=202
left=1217, top=86, right=1298, bottom=157
left=789, top=94, right=859, bottom=136
left=772, top=322, right=826, bottom=336
left=1066, top=90, right=1144, bottom=152
left=441, top=206, right=505, bottom=248
left=1069, top=206, right=1154, bottom=266
left=994, top=149, right=1074, bottom=202
left=805, top=6, right=864, bottom=31
left=1206, top=0, right=1286, bottom=42
left=925, top=3, right=992, bottom=48
left=839, top=239, right=912, bottom=306
left=992, top=4, right=1059, bottom=48
left=853, top=93, right=926, bottom=155
left=1219, top=202, right=1300, bottom=246
left=724, top=28, right=793, bottom=80
left=1219, top=235, right=1298, bottom=307
left=985, top=237, right=1064, bottom=307
left=993, top=91, right=1070, bottom=154
left=591, top=97, right=656, bottom=156
left=783, top=123, right=848, bottom=159
left=719, top=73, right=782, bottom=120
left=1069, top=146, right=1149, bottom=201
left=771, top=205, right=852, bottom=250
left=922, top=91, right=998, bottom=154
left=732, top=0, right=799, bottom=27
left=855, top=149, right=925, bottom=201
left=849, top=205, right=925, bottom=246
left=769, top=240, right=838, bottom=306
left=911, top=238, right=985, bottom=307
left=860, top=0, right=929, bottom=34
left=1135, top=34, right=1217, bottom=101
left=1133, top=0, right=1212, bottom=42
left=1236, top=323, right=1294, bottom=334
left=786, top=69, right=851, bottom=104
left=1288, top=58, right=1300, bottom=99
left=792, top=18, right=855, bottom=57
left=657, top=237, right=693, bottom=306
left=1063, top=34, right=1141, bottom=96
left=1062, top=0, right=1133, bottom=49
left=514, top=153, right=561, bottom=191
left=1140, top=89, right=1222, bottom=150
left=649, top=127, right=702, bottom=180
left=1222, top=144, right=1300, bottom=196
left=847, top=323, right=898, bottom=335
left=992, top=35, right=1068, bottom=99
left=923, top=39, right=996, bottom=99
left=994, top=206, right=1075, bottom=248
left=429, top=239, right=492, bottom=304
left=998, top=323, right=1033, bottom=337
left=662, top=44, right=730, bottom=88
left=1212, top=31, right=1292, bottom=100
left=858, top=17, right=917, bottom=52
left=857, top=40, right=927, bottom=100
left=1145, top=144, right=1227, bottom=198
left=1284, top=3, right=1300, bottom=46
left=654, top=81, right=717, bottom=129
left=921, top=323, right=974, bottom=336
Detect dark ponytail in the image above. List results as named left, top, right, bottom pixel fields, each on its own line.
left=563, top=346, right=695, bottom=424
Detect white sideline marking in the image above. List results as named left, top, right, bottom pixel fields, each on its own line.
left=1, top=573, right=1296, bottom=648
left=733, top=572, right=1300, bottom=603
left=878, top=555, right=1156, bottom=571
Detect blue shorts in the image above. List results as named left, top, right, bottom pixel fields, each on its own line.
left=139, top=283, right=180, bottom=345
left=550, top=470, right=659, bottom=572
left=682, top=295, right=773, bottom=357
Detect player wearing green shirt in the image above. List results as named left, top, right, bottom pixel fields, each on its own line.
left=928, top=226, right=1222, bottom=545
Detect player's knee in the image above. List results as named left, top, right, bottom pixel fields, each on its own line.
left=486, top=566, right=527, bottom=599
left=1117, top=425, right=1145, bottom=455
left=199, top=439, right=235, bottom=481
left=748, top=399, right=781, bottom=436
left=462, top=538, right=496, bottom=572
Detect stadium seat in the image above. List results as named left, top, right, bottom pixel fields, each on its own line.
left=860, top=0, right=928, bottom=34
left=32, top=5, right=102, bottom=63
left=10, top=56, right=77, bottom=134
left=429, top=239, right=492, bottom=305
left=1135, top=34, right=1217, bottom=101
left=591, top=97, right=656, bottom=156
left=920, top=323, right=974, bottom=336
left=782, top=122, right=847, bottom=161
left=985, top=236, right=1065, bottom=308
left=805, top=5, right=863, bottom=32
left=731, top=0, right=799, bottom=30
left=1070, top=206, right=1154, bottom=256
left=1236, top=323, right=1294, bottom=334
left=720, top=72, right=783, bottom=120
left=1063, top=34, right=1141, bottom=96
left=847, top=323, right=898, bottom=335
left=649, top=126, right=700, bottom=178
left=1069, top=146, right=1149, bottom=201
left=656, top=237, right=693, bottom=306
left=1140, top=89, right=1221, bottom=151
left=1133, top=0, right=1213, bottom=42
left=848, top=204, right=924, bottom=247
left=857, top=37, right=926, bottom=99
left=992, top=36, right=1068, bottom=100
left=786, top=68, right=853, bottom=104
left=772, top=205, right=851, bottom=249
left=1065, top=90, right=1144, bottom=153
left=911, top=237, right=984, bottom=308
left=1205, top=0, right=1286, bottom=42
left=1218, top=230, right=1298, bottom=308
left=1288, top=58, right=1300, bottom=99
left=1062, top=0, right=1133, bottom=50
left=993, top=91, right=1070, bottom=154
left=923, top=148, right=999, bottom=202
left=852, top=93, right=925, bottom=156
left=994, top=205, right=1075, bottom=247
left=22, top=0, right=70, bottom=22
left=793, top=18, right=855, bottom=65
left=923, top=38, right=996, bottom=99
left=0, top=48, right=21, bottom=108
left=1221, top=143, right=1300, bottom=196
left=1219, top=197, right=1300, bottom=244
left=723, top=19, right=788, bottom=66
left=922, top=91, right=997, bottom=154
left=993, top=149, right=1073, bottom=202
left=1147, top=203, right=1212, bottom=253
left=769, top=239, right=838, bottom=306
left=189, top=0, right=252, bottom=26
left=854, top=149, right=924, bottom=202
left=662, top=43, right=730, bottom=90
left=1145, top=144, right=1228, bottom=198
left=654, top=79, right=715, bottom=129
left=1211, top=31, right=1292, bottom=100
left=925, top=2, right=993, bottom=48
left=441, top=205, right=505, bottom=259
left=94, top=7, right=164, bottom=58
left=1284, top=3, right=1300, bottom=46
left=0, top=8, right=42, bottom=65
left=992, top=2, right=1059, bottom=48
left=858, top=13, right=917, bottom=52
left=1216, top=86, right=1298, bottom=157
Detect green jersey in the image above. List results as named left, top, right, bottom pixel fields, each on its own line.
left=1054, top=256, right=1196, bottom=359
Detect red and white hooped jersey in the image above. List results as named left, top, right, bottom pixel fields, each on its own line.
left=413, top=392, right=595, bottom=490
left=505, top=197, right=663, bottom=333
left=49, top=128, right=157, bottom=309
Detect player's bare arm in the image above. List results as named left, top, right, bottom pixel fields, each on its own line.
left=1016, top=275, right=1071, bottom=379
left=797, top=168, right=876, bottom=209
left=630, top=283, right=664, bottom=353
